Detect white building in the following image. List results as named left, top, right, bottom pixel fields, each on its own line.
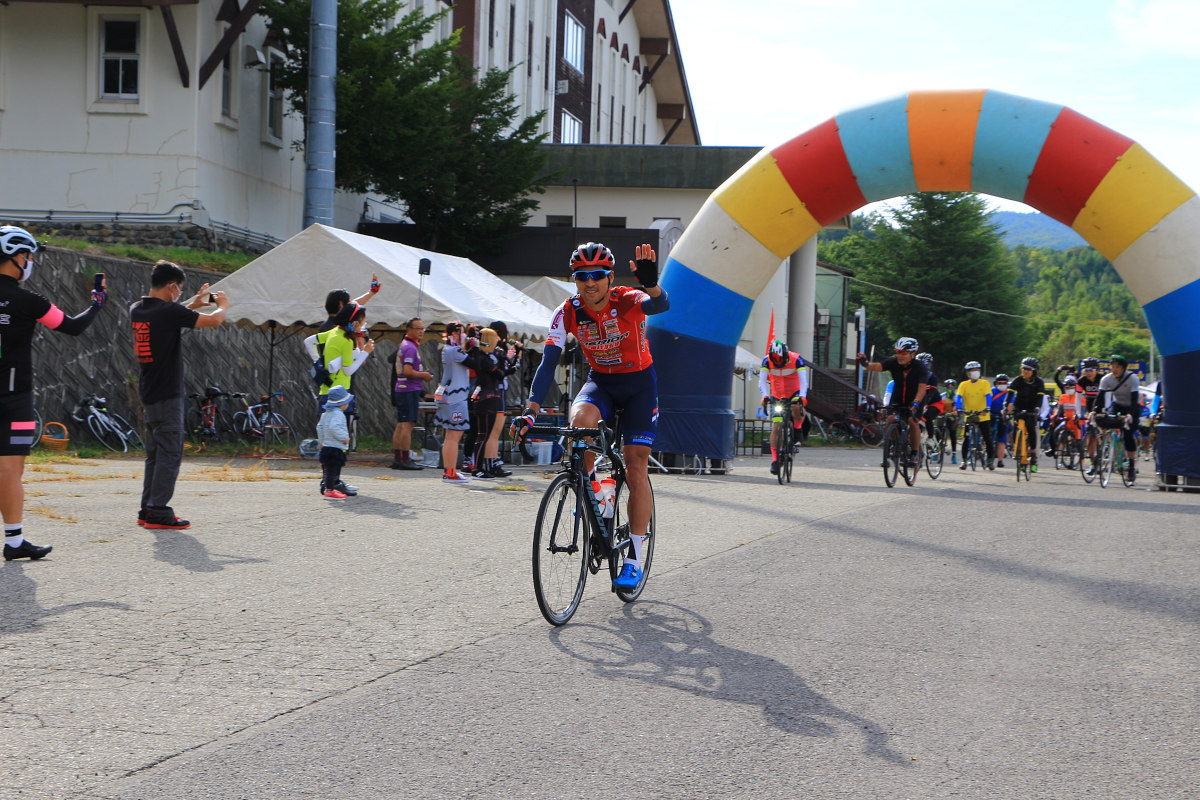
left=0, top=0, right=696, bottom=244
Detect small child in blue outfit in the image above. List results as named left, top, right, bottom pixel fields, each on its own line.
left=317, top=385, right=355, bottom=499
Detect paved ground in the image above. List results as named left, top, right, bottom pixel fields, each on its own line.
left=3, top=448, right=1198, bottom=799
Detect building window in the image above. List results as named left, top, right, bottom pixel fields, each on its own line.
left=560, top=110, right=582, bottom=144
left=263, top=51, right=285, bottom=144
left=508, top=4, right=516, bottom=64
left=527, top=21, right=534, bottom=77
left=101, top=18, right=140, bottom=99
left=599, top=216, right=626, bottom=228
left=563, top=12, right=585, bottom=74
left=546, top=215, right=573, bottom=227
left=544, top=37, right=551, bottom=91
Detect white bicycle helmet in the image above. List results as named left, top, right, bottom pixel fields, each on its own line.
left=893, top=337, right=919, bottom=353
left=964, top=360, right=982, bottom=371
left=0, top=225, right=41, bottom=280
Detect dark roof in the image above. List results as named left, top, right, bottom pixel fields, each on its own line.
left=538, top=144, right=760, bottom=190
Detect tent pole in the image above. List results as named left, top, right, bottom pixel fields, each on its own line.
left=268, top=321, right=276, bottom=398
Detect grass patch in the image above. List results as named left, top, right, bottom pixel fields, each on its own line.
left=47, top=237, right=258, bottom=273
left=28, top=506, right=79, bottom=523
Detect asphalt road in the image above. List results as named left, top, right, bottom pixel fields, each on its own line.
left=3, top=448, right=1198, bottom=799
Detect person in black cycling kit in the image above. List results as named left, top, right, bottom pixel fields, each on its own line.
left=857, top=337, right=929, bottom=466
left=1005, top=356, right=1050, bottom=472
left=0, top=226, right=106, bottom=560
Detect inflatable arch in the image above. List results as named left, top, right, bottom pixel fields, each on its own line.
left=647, top=89, right=1200, bottom=478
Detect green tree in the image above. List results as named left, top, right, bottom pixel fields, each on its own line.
left=261, top=0, right=550, bottom=254
left=821, top=193, right=1026, bottom=378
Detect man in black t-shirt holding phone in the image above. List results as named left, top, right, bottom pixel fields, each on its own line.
left=130, top=261, right=228, bottom=530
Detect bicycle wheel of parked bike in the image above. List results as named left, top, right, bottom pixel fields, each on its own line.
left=828, top=422, right=853, bottom=445
left=87, top=413, right=127, bottom=452
left=111, top=414, right=143, bottom=449
left=265, top=413, right=297, bottom=448
left=186, top=408, right=210, bottom=444
left=532, top=473, right=589, bottom=626
left=232, top=411, right=259, bottom=443
left=32, top=408, right=45, bottom=446
left=609, top=476, right=655, bottom=603
left=860, top=423, right=883, bottom=447
left=881, top=423, right=901, bottom=488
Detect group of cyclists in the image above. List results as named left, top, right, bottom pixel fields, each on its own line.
left=846, top=339, right=1148, bottom=482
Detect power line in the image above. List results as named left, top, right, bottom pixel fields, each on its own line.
left=847, top=275, right=1147, bottom=333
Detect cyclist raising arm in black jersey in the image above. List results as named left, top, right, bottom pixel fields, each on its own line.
left=0, top=226, right=106, bottom=560
left=858, top=337, right=929, bottom=466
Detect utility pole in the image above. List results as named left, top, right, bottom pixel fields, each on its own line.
left=303, top=0, right=337, bottom=228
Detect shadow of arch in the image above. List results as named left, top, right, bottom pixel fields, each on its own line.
left=647, top=89, right=1200, bottom=478
left=550, top=600, right=909, bottom=764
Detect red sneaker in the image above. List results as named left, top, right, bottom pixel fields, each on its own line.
left=322, top=489, right=348, bottom=499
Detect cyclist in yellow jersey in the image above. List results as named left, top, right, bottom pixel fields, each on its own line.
left=953, top=360, right=995, bottom=470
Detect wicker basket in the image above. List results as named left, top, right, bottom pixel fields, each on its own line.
left=40, top=422, right=70, bottom=450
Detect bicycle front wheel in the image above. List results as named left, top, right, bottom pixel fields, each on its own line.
left=609, top=475, right=655, bottom=603
left=186, top=408, right=206, bottom=443
left=778, top=422, right=792, bottom=485
left=233, top=411, right=259, bottom=443
left=87, top=412, right=127, bottom=452
left=1099, top=434, right=1114, bottom=488
left=111, top=414, right=144, bottom=449
left=1081, top=430, right=1099, bottom=484
left=828, top=422, right=852, bottom=445
left=882, top=424, right=901, bottom=488
left=1013, top=426, right=1027, bottom=482
left=532, top=473, right=590, bottom=626
left=925, top=435, right=943, bottom=479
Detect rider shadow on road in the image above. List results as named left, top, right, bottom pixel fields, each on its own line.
left=549, top=600, right=909, bottom=765
left=1, top=562, right=130, bottom=635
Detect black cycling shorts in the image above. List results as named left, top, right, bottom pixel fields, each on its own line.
left=0, top=392, right=38, bottom=456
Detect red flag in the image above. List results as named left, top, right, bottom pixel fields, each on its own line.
left=766, top=308, right=775, bottom=357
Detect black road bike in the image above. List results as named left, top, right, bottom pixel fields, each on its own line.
left=524, top=420, right=656, bottom=626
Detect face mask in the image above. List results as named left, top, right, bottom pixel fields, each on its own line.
left=996, top=384, right=1008, bottom=390
left=968, top=370, right=980, bottom=380
left=19, top=255, right=33, bottom=281
left=1065, top=387, right=1076, bottom=394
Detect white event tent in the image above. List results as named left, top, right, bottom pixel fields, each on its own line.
left=209, top=224, right=554, bottom=338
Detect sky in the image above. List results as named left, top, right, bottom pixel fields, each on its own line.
left=669, top=0, right=1200, bottom=214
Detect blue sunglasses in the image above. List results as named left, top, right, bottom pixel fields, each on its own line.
left=572, top=269, right=611, bottom=282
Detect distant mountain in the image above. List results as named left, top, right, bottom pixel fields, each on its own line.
left=991, top=210, right=1088, bottom=250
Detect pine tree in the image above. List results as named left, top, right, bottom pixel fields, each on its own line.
left=261, top=0, right=550, bottom=255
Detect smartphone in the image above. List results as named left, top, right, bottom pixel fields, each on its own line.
left=208, top=293, right=217, bottom=303
left=93, top=273, right=105, bottom=292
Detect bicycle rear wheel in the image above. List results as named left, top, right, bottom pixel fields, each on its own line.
left=881, top=424, right=901, bottom=488
left=87, top=413, right=127, bottom=452
left=532, top=473, right=590, bottom=625
left=860, top=423, right=883, bottom=446
left=265, top=413, right=297, bottom=449
left=1081, top=430, right=1099, bottom=484
left=609, top=475, right=655, bottom=603
left=32, top=408, right=45, bottom=446
left=233, top=411, right=259, bottom=443
left=186, top=408, right=206, bottom=444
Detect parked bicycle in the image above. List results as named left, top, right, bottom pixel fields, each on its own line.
left=829, top=405, right=883, bottom=446
left=231, top=392, right=297, bottom=449
left=523, top=418, right=655, bottom=626
left=186, top=386, right=235, bottom=445
left=70, top=393, right=143, bottom=452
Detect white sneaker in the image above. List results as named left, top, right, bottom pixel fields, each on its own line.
left=442, top=472, right=472, bottom=484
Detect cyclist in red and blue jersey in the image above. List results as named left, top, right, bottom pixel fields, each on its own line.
left=512, top=242, right=668, bottom=592
left=0, top=226, right=107, bottom=561
left=759, top=340, right=808, bottom=475
left=858, top=337, right=930, bottom=466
